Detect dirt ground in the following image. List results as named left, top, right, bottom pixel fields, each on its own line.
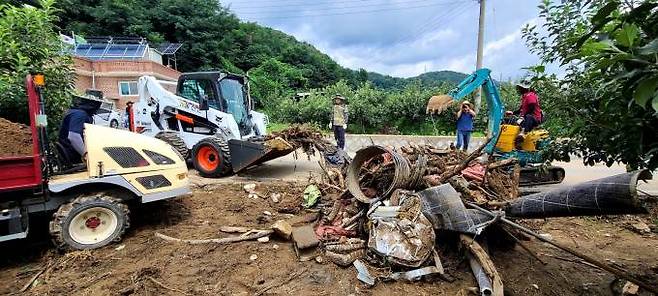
left=0, top=117, right=33, bottom=157
left=1, top=181, right=657, bottom=296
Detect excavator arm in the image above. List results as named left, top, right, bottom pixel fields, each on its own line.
left=426, top=68, right=505, bottom=154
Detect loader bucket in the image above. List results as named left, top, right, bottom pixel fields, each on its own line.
left=228, top=137, right=295, bottom=172
left=426, top=95, right=454, bottom=115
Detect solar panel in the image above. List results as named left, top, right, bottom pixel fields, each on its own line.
left=157, top=43, right=183, bottom=55
left=73, top=43, right=147, bottom=60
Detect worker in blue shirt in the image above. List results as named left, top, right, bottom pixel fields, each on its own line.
left=58, top=95, right=102, bottom=164
left=455, top=101, right=476, bottom=151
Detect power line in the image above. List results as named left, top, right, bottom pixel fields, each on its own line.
left=235, top=2, right=471, bottom=19
left=229, top=0, right=467, bottom=11
left=366, top=2, right=474, bottom=66
left=388, top=2, right=473, bottom=48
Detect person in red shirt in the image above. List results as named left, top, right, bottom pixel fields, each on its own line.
left=513, top=82, right=542, bottom=136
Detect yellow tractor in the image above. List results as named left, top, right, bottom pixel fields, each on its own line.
left=0, top=75, right=190, bottom=250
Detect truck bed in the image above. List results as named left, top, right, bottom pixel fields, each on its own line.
left=0, top=155, right=41, bottom=193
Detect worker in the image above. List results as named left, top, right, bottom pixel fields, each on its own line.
left=124, top=101, right=133, bottom=128
left=455, top=101, right=476, bottom=151
left=58, top=95, right=102, bottom=164
left=514, top=82, right=542, bottom=136
left=330, top=95, right=348, bottom=150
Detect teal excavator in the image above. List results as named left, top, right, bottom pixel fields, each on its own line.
left=427, top=68, right=565, bottom=186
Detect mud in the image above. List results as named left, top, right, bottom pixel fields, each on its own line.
left=0, top=117, right=33, bottom=157
left=1, top=181, right=656, bottom=295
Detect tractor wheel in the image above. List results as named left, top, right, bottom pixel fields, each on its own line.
left=49, top=194, right=130, bottom=250
left=192, top=137, right=232, bottom=177
left=155, top=131, right=189, bottom=160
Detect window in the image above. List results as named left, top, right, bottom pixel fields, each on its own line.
left=178, top=79, right=219, bottom=109
left=119, top=81, right=138, bottom=96
left=219, top=78, right=248, bottom=124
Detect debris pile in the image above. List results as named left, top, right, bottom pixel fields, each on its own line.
left=154, top=138, right=657, bottom=294
left=308, top=141, right=657, bottom=293
left=266, top=124, right=350, bottom=172
left=0, top=117, right=33, bottom=156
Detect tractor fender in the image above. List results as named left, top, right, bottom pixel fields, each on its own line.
left=48, top=174, right=190, bottom=204
left=49, top=175, right=142, bottom=196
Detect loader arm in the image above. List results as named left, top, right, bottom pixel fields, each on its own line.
left=429, top=68, right=505, bottom=154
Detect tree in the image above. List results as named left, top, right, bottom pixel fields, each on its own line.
left=0, top=0, right=74, bottom=132
left=523, top=0, right=658, bottom=170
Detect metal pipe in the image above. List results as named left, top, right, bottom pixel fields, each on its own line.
left=467, top=252, right=493, bottom=296
left=466, top=202, right=658, bottom=294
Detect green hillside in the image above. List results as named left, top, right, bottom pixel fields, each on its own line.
left=368, top=70, right=468, bottom=90
left=55, top=0, right=466, bottom=92
left=52, top=0, right=473, bottom=134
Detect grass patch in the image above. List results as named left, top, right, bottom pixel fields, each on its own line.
left=267, top=122, right=291, bottom=133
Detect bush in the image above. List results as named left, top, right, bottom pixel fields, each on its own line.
left=0, top=0, right=74, bottom=135
left=260, top=79, right=492, bottom=135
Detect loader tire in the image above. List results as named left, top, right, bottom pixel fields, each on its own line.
left=192, top=137, right=232, bottom=177
left=50, top=194, right=130, bottom=251
left=155, top=131, right=189, bottom=160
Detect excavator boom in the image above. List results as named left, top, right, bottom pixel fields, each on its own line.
left=427, top=68, right=565, bottom=186
left=427, top=68, right=504, bottom=154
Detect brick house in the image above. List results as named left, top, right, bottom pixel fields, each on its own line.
left=71, top=38, right=182, bottom=109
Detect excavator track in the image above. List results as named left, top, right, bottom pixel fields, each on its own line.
left=519, top=165, right=565, bottom=186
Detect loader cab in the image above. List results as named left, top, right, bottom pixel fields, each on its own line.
left=176, top=71, right=253, bottom=136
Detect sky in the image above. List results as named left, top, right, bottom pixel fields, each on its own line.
left=222, top=0, right=546, bottom=80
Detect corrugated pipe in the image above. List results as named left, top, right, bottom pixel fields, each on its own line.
left=346, top=146, right=426, bottom=203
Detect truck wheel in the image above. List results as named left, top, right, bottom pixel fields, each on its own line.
left=110, top=119, right=119, bottom=128
left=49, top=194, right=130, bottom=250
left=192, top=137, right=232, bottom=177
left=155, top=131, right=189, bottom=159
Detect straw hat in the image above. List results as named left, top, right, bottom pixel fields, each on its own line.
left=515, top=82, right=531, bottom=89
left=461, top=100, right=473, bottom=108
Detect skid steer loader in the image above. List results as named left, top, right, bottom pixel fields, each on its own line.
left=131, top=71, right=295, bottom=177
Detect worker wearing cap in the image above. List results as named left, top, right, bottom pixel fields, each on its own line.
left=455, top=101, right=476, bottom=151
left=514, top=82, right=543, bottom=136
left=330, top=95, right=348, bottom=150
left=58, top=95, right=102, bottom=163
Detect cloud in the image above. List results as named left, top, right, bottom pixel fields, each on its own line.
left=224, top=0, right=546, bottom=79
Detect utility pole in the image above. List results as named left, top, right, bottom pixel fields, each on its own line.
left=474, top=0, right=485, bottom=113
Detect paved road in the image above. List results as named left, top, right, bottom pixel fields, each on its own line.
left=192, top=153, right=657, bottom=195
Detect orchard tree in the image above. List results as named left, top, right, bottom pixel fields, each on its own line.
left=523, top=0, right=658, bottom=170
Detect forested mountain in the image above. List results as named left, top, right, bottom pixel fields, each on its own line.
left=367, top=71, right=468, bottom=90
left=51, top=0, right=473, bottom=135
left=54, top=0, right=465, bottom=91
left=55, top=0, right=358, bottom=89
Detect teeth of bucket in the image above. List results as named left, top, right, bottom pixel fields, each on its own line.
left=426, top=95, right=454, bottom=115
left=265, top=137, right=294, bottom=151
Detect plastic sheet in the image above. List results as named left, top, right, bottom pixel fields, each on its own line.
left=418, top=184, right=493, bottom=234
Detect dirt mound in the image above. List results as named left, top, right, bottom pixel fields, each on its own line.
left=0, top=117, right=33, bottom=157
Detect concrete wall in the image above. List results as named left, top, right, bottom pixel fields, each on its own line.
left=337, top=134, right=487, bottom=153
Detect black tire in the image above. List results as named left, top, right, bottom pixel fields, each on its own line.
left=110, top=119, right=119, bottom=128
left=49, top=194, right=130, bottom=251
left=155, top=131, right=189, bottom=159
left=192, top=137, right=232, bottom=177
